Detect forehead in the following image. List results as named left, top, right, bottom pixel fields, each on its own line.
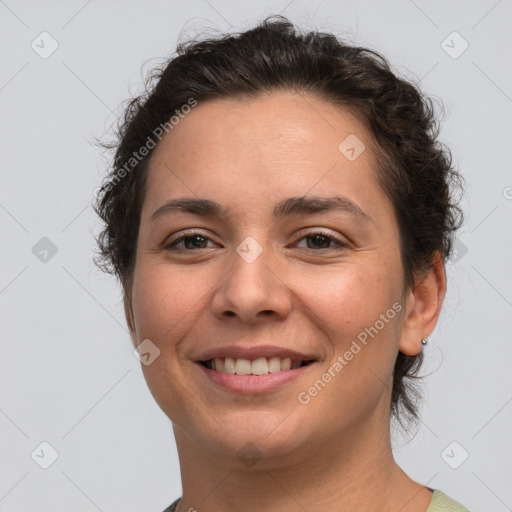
left=142, top=92, right=385, bottom=222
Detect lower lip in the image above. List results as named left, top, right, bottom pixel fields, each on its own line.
left=196, top=363, right=315, bottom=394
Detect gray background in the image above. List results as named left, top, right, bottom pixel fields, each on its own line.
left=1, top=0, right=511, bottom=510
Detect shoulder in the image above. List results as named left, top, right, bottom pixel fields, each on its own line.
left=162, top=492, right=470, bottom=512
left=427, top=489, right=471, bottom=512
left=161, top=497, right=181, bottom=512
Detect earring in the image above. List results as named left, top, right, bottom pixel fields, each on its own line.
left=421, top=337, right=428, bottom=345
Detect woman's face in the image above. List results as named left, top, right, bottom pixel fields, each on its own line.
left=127, top=92, right=416, bottom=465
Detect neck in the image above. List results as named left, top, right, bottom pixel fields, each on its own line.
left=171, top=413, right=432, bottom=512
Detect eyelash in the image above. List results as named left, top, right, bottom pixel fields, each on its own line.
left=164, top=230, right=349, bottom=252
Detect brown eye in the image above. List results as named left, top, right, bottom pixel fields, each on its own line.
left=165, top=232, right=215, bottom=251
left=295, top=231, right=348, bottom=251
left=181, top=235, right=209, bottom=250
left=305, top=234, right=332, bottom=249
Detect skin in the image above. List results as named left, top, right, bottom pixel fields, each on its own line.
left=124, top=91, right=446, bottom=512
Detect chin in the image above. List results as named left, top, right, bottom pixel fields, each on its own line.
left=192, top=410, right=314, bottom=465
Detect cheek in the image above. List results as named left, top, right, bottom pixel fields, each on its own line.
left=130, top=262, right=210, bottom=343
left=300, top=260, right=397, bottom=338
left=129, top=262, right=210, bottom=417
left=289, top=261, right=404, bottom=431
left=302, top=258, right=403, bottom=393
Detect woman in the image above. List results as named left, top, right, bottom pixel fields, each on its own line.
left=94, top=16, right=468, bottom=512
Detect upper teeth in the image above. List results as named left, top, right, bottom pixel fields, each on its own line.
left=210, top=357, right=297, bottom=375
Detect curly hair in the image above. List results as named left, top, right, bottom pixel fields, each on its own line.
left=93, top=15, right=464, bottom=428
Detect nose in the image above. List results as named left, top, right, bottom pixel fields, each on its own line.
left=210, top=243, right=292, bottom=324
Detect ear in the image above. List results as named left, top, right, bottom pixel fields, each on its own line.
left=398, top=252, right=447, bottom=356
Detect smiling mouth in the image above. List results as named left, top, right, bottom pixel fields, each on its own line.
left=199, top=356, right=315, bottom=375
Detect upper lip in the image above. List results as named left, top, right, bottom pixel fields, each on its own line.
left=194, top=344, right=318, bottom=363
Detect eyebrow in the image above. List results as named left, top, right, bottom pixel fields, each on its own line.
left=149, top=195, right=373, bottom=224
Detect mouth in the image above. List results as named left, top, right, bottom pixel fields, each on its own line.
left=193, top=345, right=320, bottom=393
left=198, top=356, right=316, bottom=375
